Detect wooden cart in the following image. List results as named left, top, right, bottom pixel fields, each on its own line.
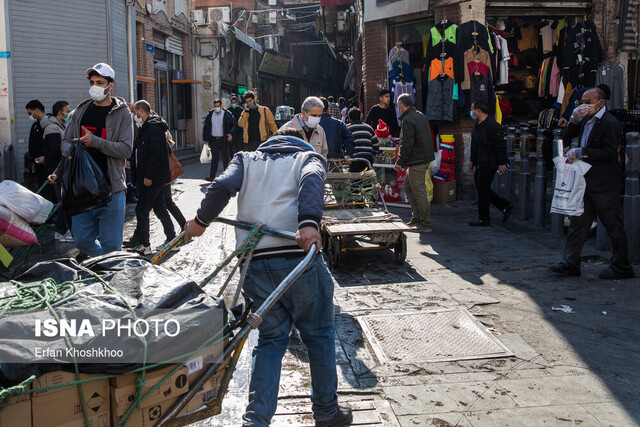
left=322, top=159, right=411, bottom=268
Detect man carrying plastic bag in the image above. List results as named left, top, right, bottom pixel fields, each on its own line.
left=49, top=63, right=133, bottom=257
left=550, top=87, right=634, bottom=280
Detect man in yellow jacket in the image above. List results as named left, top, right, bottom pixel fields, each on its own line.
left=238, top=91, right=278, bottom=151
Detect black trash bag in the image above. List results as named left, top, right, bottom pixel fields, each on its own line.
left=61, top=140, right=112, bottom=216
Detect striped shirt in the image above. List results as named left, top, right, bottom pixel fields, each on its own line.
left=346, top=121, right=379, bottom=166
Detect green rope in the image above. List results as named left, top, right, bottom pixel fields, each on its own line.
left=205, top=227, right=264, bottom=283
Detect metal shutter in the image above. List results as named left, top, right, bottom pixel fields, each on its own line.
left=110, top=0, right=131, bottom=93
left=167, top=35, right=184, bottom=56
left=9, top=0, right=110, bottom=166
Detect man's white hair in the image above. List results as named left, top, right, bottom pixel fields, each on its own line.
left=301, top=96, right=324, bottom=113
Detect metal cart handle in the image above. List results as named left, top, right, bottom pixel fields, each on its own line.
left=156, top=217, right=317, bottom=426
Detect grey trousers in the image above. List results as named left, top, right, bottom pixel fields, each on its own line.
left=403, top=163, right=431, bottom=226
left=563, top=189, right=632, bottom=272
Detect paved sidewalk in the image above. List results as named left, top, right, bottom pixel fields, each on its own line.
left=20, top=162, right=640, bottom=426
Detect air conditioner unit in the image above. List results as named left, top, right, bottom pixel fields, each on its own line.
left=268, top=0, right=277, bottom=5
left=192, top=10, right=206, bottom=26
left=208, top=7, right=231, bottom=24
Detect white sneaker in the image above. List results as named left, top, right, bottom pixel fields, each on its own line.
left=56, top=231, right=74, bottom=243
left=132, top=244, right=152, bottom=256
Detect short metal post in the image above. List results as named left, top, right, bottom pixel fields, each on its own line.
left=550, top=129, right=564, bottom=235
left=3, top=142, right=16, bottom=181
left=518, top=126, right=531, bottom=221
left=505, top=127, right=517, bottom=204
left=533, top=128, right=547, bottom=226
left=624, top=132, right=640, bottom=262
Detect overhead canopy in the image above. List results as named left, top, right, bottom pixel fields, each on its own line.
left=233, top=27, right=263, bottom=55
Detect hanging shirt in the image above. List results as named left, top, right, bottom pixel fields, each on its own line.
left=595, top=64, right=626, bottom=110
left=388, top=46, right=410, bottom=71
left=517, top=25, right=539, bottom=51
left=550, top=58, right=562, bottom=97
left=461, top=47, right=491, bottom=90
left=497, top=36, right=510, bottom=85
left=540, top=24, right=555, bottom=53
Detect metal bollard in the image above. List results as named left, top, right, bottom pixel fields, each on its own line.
left=490, top=133, right=505, bottom=196
left=533, top=128, right=547, bottom=226
left=518, top=126, right=531, bottom=220
left=505, top=127, right=517, bottom=204
left=3, top=142, right=17, bottom=181
left=624, top=132, right=640, bottom=263
left=550, top=129, right=564, bottom=235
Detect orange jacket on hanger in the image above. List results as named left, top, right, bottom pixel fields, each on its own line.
left=429, top=57, right=455, bottom=81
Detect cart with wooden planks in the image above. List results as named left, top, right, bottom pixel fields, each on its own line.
left=322, top=159, right=411, bottom=268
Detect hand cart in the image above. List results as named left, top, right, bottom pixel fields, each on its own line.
left=322, top=159, right=411, bottom=268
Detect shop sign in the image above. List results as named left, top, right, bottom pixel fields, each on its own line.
left=258, top=52, right=291, bottom=77
left=145, top=43, right=155, bottom=55
left=236, top=85, right=248, bottom=96
left=0, top=52, right=10, bottom=58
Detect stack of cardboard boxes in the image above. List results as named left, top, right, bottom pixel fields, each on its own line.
left=0, top=344, right=227, bottom=427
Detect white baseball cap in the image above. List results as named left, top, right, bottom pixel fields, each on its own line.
left=86, top=63, right=115, bottom=80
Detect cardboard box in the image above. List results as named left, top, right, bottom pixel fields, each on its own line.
left=111, top=396, right=188, bottom=427
left=31, top=371, right=110, bottom=427
left=0, top=400, right=31, bottom=427
left=433, top=179, right=457, bottom=204
left=185, top=343, right=226, bottom=385
left=111, top=366, right=189, bottom=417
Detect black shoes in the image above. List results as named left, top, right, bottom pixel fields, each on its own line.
left=503, top=204, right=515, bottom=223
left=549, top=262, right=581, bottom=277
left=469, top=219, right=491, bottom=227
left=598, top=267, right=635, bottom=280
left=205, top=176, right=214, bottom=182
left=315, top=403, right=353, bottom=427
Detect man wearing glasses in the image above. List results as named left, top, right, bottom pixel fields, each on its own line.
left=550, top=86, right=635, bottom=280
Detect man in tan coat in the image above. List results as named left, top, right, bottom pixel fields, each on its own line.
left=237, top=91, right=278, bottom=151
left=281, top=96, right=328, bottom=158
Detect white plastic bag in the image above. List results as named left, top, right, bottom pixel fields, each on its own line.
left=550, top=157, right=591, bottom=216
left=200, top=145, right=212, bottom=164
left=429, top=149, right=442, bottom=175
left=0, top=180, right=54, bottom=224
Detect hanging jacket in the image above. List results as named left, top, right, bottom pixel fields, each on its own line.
left=562, top=20, right=603, bottom=87
left=462, top=47, right=492, bottom=90
left=431, top=22, right=458, bottom=45
left=469, top=72, right=496, bottom=115
left=426, top=75, right=454, bottom=123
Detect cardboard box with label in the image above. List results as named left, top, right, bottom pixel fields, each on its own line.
left=110, top=365, right=189, bottom=417
left=433, top=180, right=457, bottom=204
left=31, top=371, right=110, bottom=427
left=111, top=395, right=188, bottom=427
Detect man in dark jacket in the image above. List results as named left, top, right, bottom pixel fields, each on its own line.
left=26, top=99, right=47, bottom=187
left=365, top=90, right=400, bottom=137
left=39, top=101, right=70, bottom=204
left=203, top=98, right=236, bottom=181
left=550, top=88, right=635, bottom=280
left=131, top=100, right=174, bottom=255
left=394, top=94, right=435, bottom=232
left=319, top=97, right=354, bottom=161
left=228, top=95, right=244, bottom=156
left=468, top=101, right=514, bottom=226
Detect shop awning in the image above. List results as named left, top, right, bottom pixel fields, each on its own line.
left=233, top=27, right=263, bottom=55
left=171, top=79, right=202, bottom=84
left=136, top=76, right=156, bottom=83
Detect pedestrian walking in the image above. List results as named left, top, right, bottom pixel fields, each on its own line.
left=365, top=89, right=400, bottom=137
left=237, top=91, right=277, bottom=151
left=550, top=87, right=635, bottom=280
left=281, top=96, right=328, bottom=158
left=40, top=100, right=74, bottom=241
left=203, top=98, right=235, bottom=181
left=394, top=93, right=434, bottom=232
left=130, top=100, right=174, bottom=255
left=319, top=97, right=354, bottom=162
left=338, top=97, right=348, bottom=122
left=346, top=107, right=379, bottom=172
left=468, top=101, right=514, bottom=227
left=164, top=131, right=186, bottom=232
left=184, top=134, right=352, bottom=427
left=26, top=100, right=47, bottom=189
left=327, top=96, right=342, bottom=120
left=228, top=95, right=244, bottom=155
left=49, top=63, right=133, bottom=257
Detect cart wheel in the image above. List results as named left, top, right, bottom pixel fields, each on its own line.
left=394, top=234, right=407, bottom=264
left=329, top=237, right=341, bottom=269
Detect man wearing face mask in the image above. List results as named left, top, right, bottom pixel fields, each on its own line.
left=202, top=99, right=236, bottom=181
left=228, top=95, right=244, bottom=156
left=50, top=62, right=133, bottom=257
left=394, top=94, right=434, bottom=232
left=25, top=100, right=47, bottom=188
left=468, top=101, right=514, bottom=227
left=238, top=91, right=278, bottom=151
left=281, top=96, right=328, bottom=158
left=39, top=101, right=71, bottom=209
left=550, top=87, right=635, bottom=280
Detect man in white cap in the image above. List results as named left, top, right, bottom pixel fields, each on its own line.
left=49, top=63, right=133, bottom=257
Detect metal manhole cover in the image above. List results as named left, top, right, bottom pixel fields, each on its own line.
left=357, top=308, right=513, bottom=364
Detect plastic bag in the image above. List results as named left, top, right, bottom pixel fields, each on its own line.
left=200, top=145, right=212, bottom=164
left=429, top=149, right=441, bottom=175
left=550, top=157, right=591, bottom=216
left=61, top=141, right=112, bottom=216
left=425, top=170, right=434, bottom=203
left=0, top=180, right=54, bottom=224
left=0, top=205, right=38, bottom=248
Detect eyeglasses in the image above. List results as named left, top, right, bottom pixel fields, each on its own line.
left=577, top=99, right=602, bottom=105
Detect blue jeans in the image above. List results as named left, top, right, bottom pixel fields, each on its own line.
left=241, top=254, right=338, bottom=426
left=71, top=190, right=126, bottom=256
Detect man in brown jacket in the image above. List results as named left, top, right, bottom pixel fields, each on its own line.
left=237, top=91, right=278, bottom=151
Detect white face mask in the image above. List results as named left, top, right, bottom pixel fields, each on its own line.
left=89, top=84, right=110, bottom=102
left=134, top=116, right=143, bottom=128
left=304, top=115, right=321, bottom=129
left=28, top=114, right=37, bottom=123
left=214, top=107, right=221, bottom=113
